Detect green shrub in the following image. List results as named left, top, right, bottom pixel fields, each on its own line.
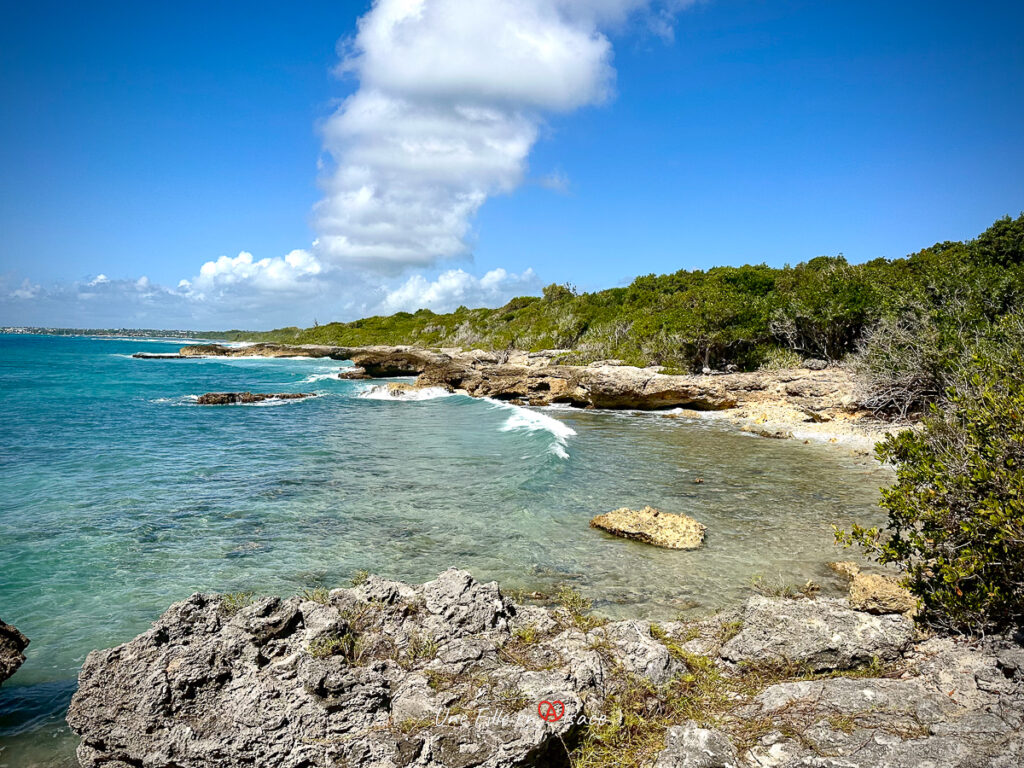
left=220, top=591, right=255, bottom=616
left=839, top=348, right=1024, bottom=634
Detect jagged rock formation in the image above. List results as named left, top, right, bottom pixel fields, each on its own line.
left=0, top=618, right=29, bottom=685
left=67, top=570, right=1023, bottom=768
left=415, top=360, right=739, bottom=410
left=195, top=392, right=315, bottom=405
left=589, top=506, right=706, bottom=550
left=349, top=348, right=450, bottom=377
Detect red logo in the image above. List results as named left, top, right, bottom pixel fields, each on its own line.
left=537, top=700, right=565, bottom=722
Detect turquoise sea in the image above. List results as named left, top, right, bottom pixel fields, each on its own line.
left=0, top=334, right=890, bottom=766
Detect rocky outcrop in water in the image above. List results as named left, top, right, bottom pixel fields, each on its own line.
left=350, top=348, right=450, bottom=377
left=67, top=570, right=1024, bottom=768
left=132, top=352, right=187, bottom=359
left=338, top=366, right=372, bottom=380
left=415, top=360, right=739, bottom=410
left=0, top=618, right=29, bottom=685
left=195, top=392, right=315, bottom=405
left=179, top=343, right=352, bottom=359
left=167, top=343, right=864, bottom=424
left=590, top=506, right=706, bottom=550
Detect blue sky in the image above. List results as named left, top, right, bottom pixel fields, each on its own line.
left=2, top=0, right=1022, bottom=329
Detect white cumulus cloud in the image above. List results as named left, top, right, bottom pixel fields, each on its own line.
left=314, top=0, right=688, bottom=272
left=380, top=267, right=541, bottom=314
left=178, top=249, right=325, bottom=299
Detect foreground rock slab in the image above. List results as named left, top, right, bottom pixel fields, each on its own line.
left=68, top=571, right=1023, bottom=768
left=195, top=392, right=314, bottom=405
left=68, top=569, right=679, bottom=768
left=0, top=618, right=29, bottom=685
left=720, top=595, right=914, bottom=670
left=590, top=506, right=706, bottom=550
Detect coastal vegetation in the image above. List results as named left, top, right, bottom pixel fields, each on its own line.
left=221, top=216, right=1024, bottom=402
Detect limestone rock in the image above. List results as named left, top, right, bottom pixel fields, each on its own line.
left=802, top=358, right=829, bottom=370
left=67, top=570, right=673, bottom=768
left=848, top=572, right=917, bottom=615
left=740, top=635, right=1024, bottom=767
left=349, top=347, right=450, bottom=377
left=826, top=561, right=861, bottom=580
left=0, top=618, right=29, bottom=685
left=720, top=596, right=914, bottom=671
left=179, top=343, right=351, bottom=359
left=590, top=507, right=706, bottom=550
left=337, top=366, right=371, bottom=379
left=653, top=721, right=739, bottom=768
left=195, top=392, right=314, bottom=405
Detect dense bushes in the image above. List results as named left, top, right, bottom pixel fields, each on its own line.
left=839, top=332, right=1024, bottom=634
left=227, top=215, right=1024, bottom=380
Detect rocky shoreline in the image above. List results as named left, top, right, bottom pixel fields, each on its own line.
left=67, top=569, right=1023, bottom=768
left=169, top=343, right=896, bottom=451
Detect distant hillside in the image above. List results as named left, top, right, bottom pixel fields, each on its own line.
left=222, top=215, right=1024, bottom=374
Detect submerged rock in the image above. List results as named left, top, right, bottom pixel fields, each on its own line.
left=589, top=506, right=706, bottom=550
left=0, top=618, right=29, bottom=685
left=195, top=392, right=314, bottom=405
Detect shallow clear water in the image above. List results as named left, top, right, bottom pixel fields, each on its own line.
left=0, top=334, right=890, bottom=766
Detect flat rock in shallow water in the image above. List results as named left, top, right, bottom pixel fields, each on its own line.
left=195, top=392, right=314, bottom=405
left=590, top=506, right=706, bottom=550
left=0, top=618, right=29, bottom=685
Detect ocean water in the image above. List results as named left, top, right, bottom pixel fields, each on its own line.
left=0, top=334, right=891, bottom=766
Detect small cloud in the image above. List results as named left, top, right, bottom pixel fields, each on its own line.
left=9, top=278, right=41, bottom=300
left=379, top=267, right=541, bottom=314
left=539, top=170, right=571, bottom=194
left=88, top=274, right=109, bottom=286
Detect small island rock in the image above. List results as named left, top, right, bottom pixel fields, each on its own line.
left=590, top=506, right=706, bottom=550
left=195, top=392, right=314, bottom=405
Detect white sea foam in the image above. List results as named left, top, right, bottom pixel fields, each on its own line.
left=488, top=399, right=576, bottom=460
left=150, top=395, right=200, bottom=405
left=357, top=384, right=454, bottom=402
left=301, top=370, right=343, bottom=384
